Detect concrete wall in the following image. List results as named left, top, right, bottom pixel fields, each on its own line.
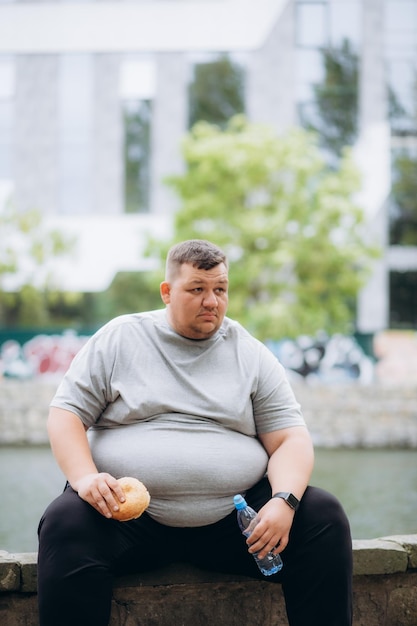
left=1, top=379, right=416, bottom=447
left=1, top=535, right=416, bottom=626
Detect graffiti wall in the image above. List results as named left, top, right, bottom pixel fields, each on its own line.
left=1, top=329, right=416, bottom=386
left=266, top=333, right=375, bottom=385
left=0, top=328, right=374, bottom=384
left=0, top=332, right=89, bottom=381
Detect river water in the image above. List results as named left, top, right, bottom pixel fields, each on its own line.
left=1, top=446, right=416, bottom=553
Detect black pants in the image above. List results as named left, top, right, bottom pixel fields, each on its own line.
left=37, top=479, right=353, bottom=626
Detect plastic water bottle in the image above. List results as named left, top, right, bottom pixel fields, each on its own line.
left=234, top=494, right=283, bottom=576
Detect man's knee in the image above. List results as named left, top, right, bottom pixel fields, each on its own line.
left=38, top=487, right=102, bottom=545
left=297, top=486, right=352, bottom=548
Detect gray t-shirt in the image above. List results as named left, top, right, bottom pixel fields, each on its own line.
left=51, top=309, right=306, bottom=526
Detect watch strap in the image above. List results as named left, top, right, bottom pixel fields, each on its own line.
left=272, top=491, right=300, bottom=511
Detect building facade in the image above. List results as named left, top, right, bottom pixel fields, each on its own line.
left=0, top=0, right=416, bottom=330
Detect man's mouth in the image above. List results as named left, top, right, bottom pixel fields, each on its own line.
left=199, top=312, right=217, bottom=320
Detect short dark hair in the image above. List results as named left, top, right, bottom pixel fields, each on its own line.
left=165, top=240, right=228, bottom=280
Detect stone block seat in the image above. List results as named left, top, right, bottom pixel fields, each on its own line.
left=1, top=535, right=417, bottom=625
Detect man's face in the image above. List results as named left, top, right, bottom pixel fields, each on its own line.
left=160, top=262, right=229, bottom=340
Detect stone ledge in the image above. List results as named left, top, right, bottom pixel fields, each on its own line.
left=1, top=535, right=416, bottom=594
left=1, top=538, right=417, bottom=626
left=381, top=534, right=417, bottom=569
left=352, top=538, right=409, bottom=575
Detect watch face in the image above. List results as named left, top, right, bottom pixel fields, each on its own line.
left=287, top=493, right=299, bottom=509
left=272, top=492, right=299, bottom=510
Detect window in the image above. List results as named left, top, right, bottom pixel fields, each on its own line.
left=295, top=48, right=324, bottom=102
left=123, top=100, right=151, bottom=214
left=389, top=145, right=417, bottom=245
left=295, top=1, right=329, bottom=121
left=296, top=2, right=328, bottom=48
left=188, top=53, right=245, bottom=129
left=385, top=0, right=417, bottom=134
left=329, top=1, right=361, bottom=48
left=389, top=271, right=417, bottom=329
left=120, top=58, right=155, bottom=214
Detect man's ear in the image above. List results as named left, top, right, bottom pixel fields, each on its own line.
left=160, top=281, right=171, bottom=304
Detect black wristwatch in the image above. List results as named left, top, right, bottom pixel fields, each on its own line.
left=272, top=492, right=300, bottom=511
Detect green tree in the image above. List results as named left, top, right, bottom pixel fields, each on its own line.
left=147, top=116, right=378, bottom=340
left=188, top=54, right=245, bottom=129
left=390, top=151, right=417, bottom=245
left=124, top=100, right=151, bottom=214
left=303, top=39, right=359, bottom=158
left=0, top=202, right=73, bottom=327
left=389, top=72, right=417, bottom=246
left=93, top=271, right=162, bottom=324
left=304, top=39, right=404, bottom=159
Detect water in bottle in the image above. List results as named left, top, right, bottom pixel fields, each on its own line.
left=233, top=494, right=283, bottom=576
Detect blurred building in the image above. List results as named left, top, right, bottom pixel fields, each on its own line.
left=0, top=0, right=416, bottom=332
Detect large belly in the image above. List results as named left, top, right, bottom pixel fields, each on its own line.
left=88, top=419, right=268, bottom=526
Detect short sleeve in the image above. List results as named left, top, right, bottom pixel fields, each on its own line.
left=252, top=344, right=306, bottom=434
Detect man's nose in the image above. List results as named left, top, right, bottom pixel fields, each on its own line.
left=202, top=292, right=218, bottom=307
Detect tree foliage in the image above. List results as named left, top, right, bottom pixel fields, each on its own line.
left=188, top=54, right=245, bottom=129
left=148, top=116, right=378, bottom=340
left=390, top=151, right=417, bottom=245
left=303, top=39, right=359, bottom=158
left=0, top=202, right=74, bottom=327
left=304, top=38, right=404, bottom=159
left=124, top=100, right=151, bottom=214
left=94, top=271, right=162, bottom=323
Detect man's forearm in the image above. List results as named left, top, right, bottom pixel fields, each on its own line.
left=260, top=427, right=314, bottom=500
left=47, top=407, right=98, bottom=489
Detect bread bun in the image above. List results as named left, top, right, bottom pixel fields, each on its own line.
left=112, top=477, right=150, bottom=521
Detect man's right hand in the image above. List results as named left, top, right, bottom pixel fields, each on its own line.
left=74, top=472, right=127, bottom=518
left=47, top=407, right=126, bottom=519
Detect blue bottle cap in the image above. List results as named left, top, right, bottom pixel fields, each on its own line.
left=233, top=494, right=247, bottom=510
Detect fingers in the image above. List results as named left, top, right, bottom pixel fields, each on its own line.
left=245, top=497, right=295, bottom=558
left=77, top=473, right=126, bottom=518
left=248, top=533, right=287, bottom=559
left=272, top=540, right=281, bottom=554
left=246, top=515, right=291, bottom=559
left=91, top=479, right=119, bottom=518
left=249, top=536, right=288, bottom=559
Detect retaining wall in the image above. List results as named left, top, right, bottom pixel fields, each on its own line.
left=1, top=535, right=417, bottom=626
left=1, top=380, right=416, bottom=447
